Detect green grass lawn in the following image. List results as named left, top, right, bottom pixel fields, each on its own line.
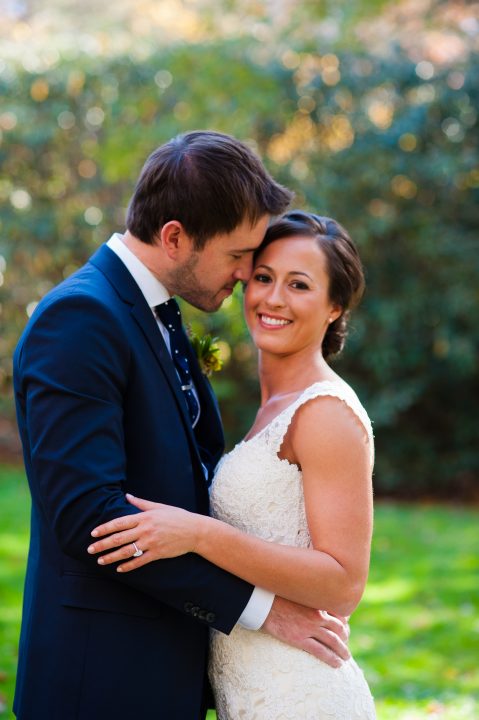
left=1, top=465, right=478, bottom=719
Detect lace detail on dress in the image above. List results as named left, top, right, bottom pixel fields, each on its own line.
left=258, top=380, right=374, bottom=466
left=209, top=379, right=376, bottom=720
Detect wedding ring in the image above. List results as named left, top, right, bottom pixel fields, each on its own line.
left=132, top=542, right=143, bottom=558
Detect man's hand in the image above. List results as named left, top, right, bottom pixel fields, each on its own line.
left=261, top=596, right=350, bottom=668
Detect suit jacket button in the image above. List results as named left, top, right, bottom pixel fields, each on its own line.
left=184, top=602, right=193, bottom=613
left=198, top=609, right=207, bottom=620
left=205, top=612, right=216, bottom=623
left=191, top=605, right=200, bottom=617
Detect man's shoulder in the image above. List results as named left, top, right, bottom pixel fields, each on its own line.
left=17, top=260, right=123, bottom=351
left=35, top=252, right=118, bottom=315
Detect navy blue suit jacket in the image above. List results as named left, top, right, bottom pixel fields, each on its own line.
left=13, top=245, right=253, bottom=719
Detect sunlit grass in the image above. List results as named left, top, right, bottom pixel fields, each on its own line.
left=355, top=504, right=479, bottom=718
left=0, top=467, right=478, bottom=719
left=0, top=466, right=30, bottom=718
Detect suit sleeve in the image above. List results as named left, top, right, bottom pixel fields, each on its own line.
left=15, top=292, right=254, bottom=633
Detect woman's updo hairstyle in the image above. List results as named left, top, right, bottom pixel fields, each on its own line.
left=256, top=210, right=365, bottom=360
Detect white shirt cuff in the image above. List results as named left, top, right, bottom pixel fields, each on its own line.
left=237, top=587, right=275, bottom=631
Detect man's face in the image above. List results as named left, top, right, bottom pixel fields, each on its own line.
left=167, top=215, right=270, bottom=312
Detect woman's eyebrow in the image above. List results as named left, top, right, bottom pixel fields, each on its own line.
left=255, top=264, right=313, bottom=280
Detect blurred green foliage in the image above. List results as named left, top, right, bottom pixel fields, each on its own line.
left=0, top=36, right=478, bottom=496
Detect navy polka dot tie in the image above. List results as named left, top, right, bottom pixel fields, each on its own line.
left=155, top=298, right=200, bottom=426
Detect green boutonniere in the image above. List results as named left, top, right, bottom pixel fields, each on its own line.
left=189, top=332, right=223, bottom=377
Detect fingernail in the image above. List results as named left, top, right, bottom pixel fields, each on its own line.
left=117, top=566, right=123, bottom=572
left=97, top=558, right=105, bottom=565
left=126, top=493, right=134, bottom=499
left=87, top=545, right=94, bottom=554
left=91, top=530, right=98, bottom=537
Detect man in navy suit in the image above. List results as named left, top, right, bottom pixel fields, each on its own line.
left=13, top=131, right=350, bottom=719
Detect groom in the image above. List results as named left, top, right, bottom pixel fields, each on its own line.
left=13, top=131, right=350, bottom=720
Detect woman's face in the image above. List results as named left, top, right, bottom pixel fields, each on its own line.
left=244, top=235, right=341, bottom=357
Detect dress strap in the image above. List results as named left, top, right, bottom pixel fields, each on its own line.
left=261, top=381, right=374, bottom=465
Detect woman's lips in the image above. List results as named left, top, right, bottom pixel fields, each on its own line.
left=258, top=313, right=292, bottom=329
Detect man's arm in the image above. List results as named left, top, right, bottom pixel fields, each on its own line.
left=15, top=291, right=253, bottom=633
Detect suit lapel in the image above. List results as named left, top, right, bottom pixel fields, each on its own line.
left=89, top=245, right=207, bottom=475
left=186, top=339, right=225, bottom=476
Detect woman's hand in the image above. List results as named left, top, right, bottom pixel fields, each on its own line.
left=87, top=494, right=206, bottom=572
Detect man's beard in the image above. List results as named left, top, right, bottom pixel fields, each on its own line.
left=166, top=253, right=224, bottom=313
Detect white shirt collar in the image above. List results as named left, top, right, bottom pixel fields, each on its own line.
left=106, top=233, right=170, bottom=308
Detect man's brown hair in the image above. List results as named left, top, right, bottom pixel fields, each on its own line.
left=126, top=130, right=293, bottom=249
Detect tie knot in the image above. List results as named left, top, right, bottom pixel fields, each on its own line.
left=155, top=298, right=183, bottom=333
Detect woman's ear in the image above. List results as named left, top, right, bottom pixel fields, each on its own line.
left=328, top=305, right=342, bottom=324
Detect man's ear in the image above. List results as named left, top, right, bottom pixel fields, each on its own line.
left=159, top=221, right=192, bottom=260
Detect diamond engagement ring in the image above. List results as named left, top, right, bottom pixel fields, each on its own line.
left=132, top=542, right=143, bottom=558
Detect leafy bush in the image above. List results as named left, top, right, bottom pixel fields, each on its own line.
left=1, top=41, right=477, bottom=496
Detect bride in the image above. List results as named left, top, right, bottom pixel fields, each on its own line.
left=89, top=211, right=376, bottom=719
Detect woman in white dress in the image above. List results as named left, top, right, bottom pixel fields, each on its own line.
left=90, top=211, right=376, bottom=719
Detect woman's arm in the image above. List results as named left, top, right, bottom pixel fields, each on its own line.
left=89, top=397, right=373, bottom=616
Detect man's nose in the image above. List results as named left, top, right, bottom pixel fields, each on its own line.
left=233, top=256, right=254, bottom=282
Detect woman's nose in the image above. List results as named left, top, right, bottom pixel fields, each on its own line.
left=265, top=283, right=286, bottom=308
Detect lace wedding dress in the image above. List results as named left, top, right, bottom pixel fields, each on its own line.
left=209, top=380, right=376, bottom=720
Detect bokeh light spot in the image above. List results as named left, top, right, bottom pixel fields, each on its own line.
left=297, top=95, right=316, bottom=113
left=86, top=107, right=105, bottom=127
left=0, top=112, right=17, bottom=130
left=368, top=199, right=393, bottom=218
left=84, top=206, right=103, bottom=225
left=391, top=175, right=417, bottom=199
left=367, top=100, right=394, bottom=129
left=154, top=70, right=173, bottom=89
left=442, top=118, right=464, bottom=142
left=415, top=61, right=434, bottom=80
left=447, top=72, right=465, bottom=90
left=30, top=79, right=49, bottom=102
left=57, top=111, right=76, bottom=130
left=78, top=159, right=97, bottom=178
left=398, top=133, right=417, bottom=152
left=173, top=101, right=191, bottom=121
left=67, top=70, right=85, bottom=97
left=10, top=189, right=32, bottom=210
left=281, top=50, right=300, bottom=70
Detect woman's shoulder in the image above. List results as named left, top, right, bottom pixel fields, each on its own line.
left=292, top=378, right=374, bottom=462
left=297, top=376, right=367, bottom=411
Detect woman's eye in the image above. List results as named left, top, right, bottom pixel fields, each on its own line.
left=291, top=281, right=309, bottom=290
left=254, top=273, right=272, bottom=283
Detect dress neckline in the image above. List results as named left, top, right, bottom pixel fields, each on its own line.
left=239, top=379, right=343, bottom=446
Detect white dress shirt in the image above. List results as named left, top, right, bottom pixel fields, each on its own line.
left=106, top=234, right=274, bottom=630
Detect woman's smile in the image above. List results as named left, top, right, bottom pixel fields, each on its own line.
left=257, top=312, right=293, bottom=329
